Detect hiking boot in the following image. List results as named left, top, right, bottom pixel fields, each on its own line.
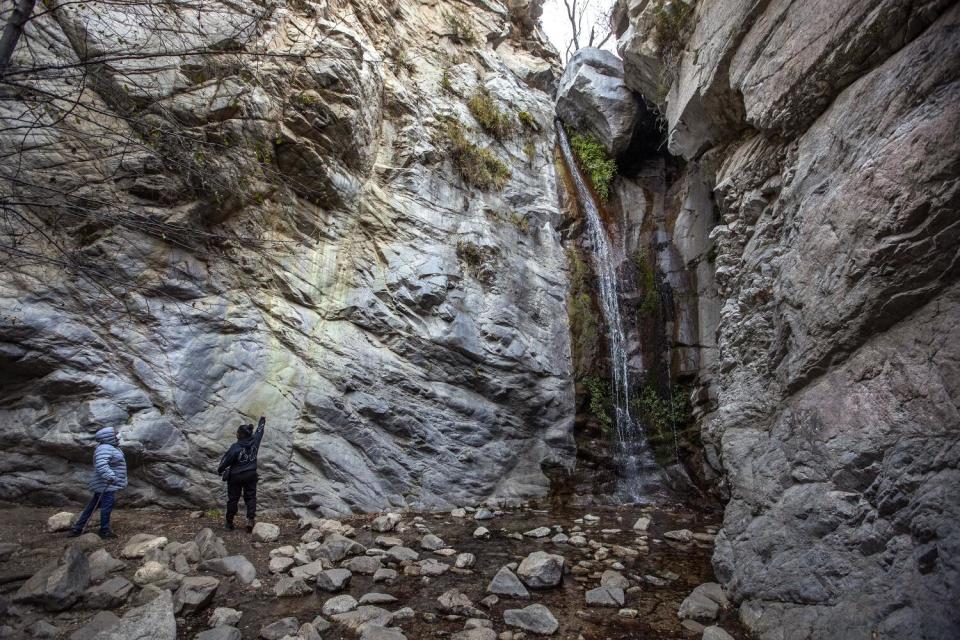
left=66, top=530, right=82, bottom=538
left=245, top=520, right=255, bottom=534
left=225, top=520, right=235, bottom=531
left=98, top=530, right=118, bottom=540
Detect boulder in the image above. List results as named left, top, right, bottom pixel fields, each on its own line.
left=87, top=549, right=126, bottom=583
left=47, top=512, right=75, bottom=532
left=516, top=551, right=565, bottom=589
left=14, top=547, right=90, bottom=611
left=174, top=576, right=220, bottom=614
left=385, top=546, right=418, bottom=563
left=84, top=576, right=133, bottom=609
left=343, top=556, right=381, bottom=575
left=69, top=610, right=120, bottom=640
left=318, top=534, right=365, bottom=563
left=555, top=47, right=639, bottom=156
left=486, top=567, right=529, bottom=598
left=121, top=535, right=168, bottom=559
left=90, top=589, right=177, bottom=640
left=290, top=559, right=325, bottom=582
left=268, top=556, right=295, bottom=574
left=202, top=555, right=257, bottom=585
left=503, top=603, right=559, bottom=635
left=251, top=522, right=280, bottom=543
left=195, top=529, right=228, bottom=561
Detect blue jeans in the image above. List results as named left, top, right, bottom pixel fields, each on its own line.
left=71, top=491, right=116, bottom=534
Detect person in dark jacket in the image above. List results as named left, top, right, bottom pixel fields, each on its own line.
left=217, top=416, right=265, bottom=531
left=68, top=426, right=128, bottom=539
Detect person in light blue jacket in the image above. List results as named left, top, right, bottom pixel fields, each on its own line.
left=68, top=426, right=127, bottom=539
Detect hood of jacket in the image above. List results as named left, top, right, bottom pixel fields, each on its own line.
left=94, top=426, right=119, bottom=446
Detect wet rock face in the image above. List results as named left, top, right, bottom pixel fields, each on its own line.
left=0, top=0, right=573, bottom=514
left=615, top=0, right=960, bottom=637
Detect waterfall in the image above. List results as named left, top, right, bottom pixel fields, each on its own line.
left=557, top=123, right=661, bottom=501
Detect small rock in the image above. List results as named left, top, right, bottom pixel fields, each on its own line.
left=359, top=626, right=407, bottom=640
left=251, top=522, right=280, bottom=543
left=259, top=617, right=299, bottom=640
left=678, top=592, right=720, bottom=622
left=0, top=543, right=20, bottom=562
left=600, top=570, right=629, bottom=590
left=632, top=517, right=650, bottom=531
left=319, top=534, right=366, bottom=563
left=68, top=533, right=103, bottom=552
left=663, top=529, right=694, bottom=543
left=84, top=576, right=133, bottom=609
left=331, top=605, right=392, bottom=632
left=702, top=626, right=736, bottom=640
left=270, top=546, right=296, bottom=558
left=523, top=527, right=551, bottom=538
left=209, top=607, right=242, bottom=627
left=585, top=585, right=625, bottom=607
left=27, top=620, right=59, bottom=638
left=195, top=627, right=241, bottom=640
left=420, top=534, right=445, bottom=551
left=316, top=568, right=352, bottom=592
left=550, top=534, right=568, bottom=544
left=371, top=513, right=401, bottom=533
left=450, top=508, right=467, bottom=518
left=386, top=546, right=419, bottom=563
left=473, top=527, right=491, bottom=539
left=268, top=556, right=294, bottom=574
left=93, top=589, right=177, bottom=640
left=87, top=549, right=126, bottom=583
left=359, top=592, right=397, bottom=605
left=195, top=529, right=228, bottom=561
left=418, top=559, right=449, bottom=576
left=455, top=553, right=476, bottom=569
left=516, top=551, right=565, bottom=589
left=618, top=608, right=639, bottom=618
left=322, top=594, right=359, bottom=616
left=487, top=567, right=529, bottom=598
left=373, top=568, right=398, bottom=583
left=47, top=512, right=75, bottom=532
left=343, top=556, right=381, bottom=575
left=503, top=603, right=558, bottom=635
left=121, top=534, right=168, bottom=559
left=474, top=508, right=495, bottom=521
left=438, top=588, right=485, bottom=617
left=375, top=536, right=403, bottom=548
left=290, top=559, right=325, bottom=582
left=481, top=594, right=499, bottom=608
left=174, top=576, right=220, bottom=614
left=201, top=555, right=257, bottom=585
left=273, top=576, right=311, bottom=597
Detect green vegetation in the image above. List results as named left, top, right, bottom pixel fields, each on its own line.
left=517, top=110, right=540, bottom=132
left=442, top=9, right=478, bottom=45
left=388, top=43, right=415, bottom=74
left=204, top=508, right=221, bottom=519
left=436, top=117, right=511, bottom=190
left=467, top=88, right=515, bottom=140
left=584, top=375, right=613, bottom=431
left=566, top=247, right=601, bottom=377
left=523, top=140, right=536, bottom=165
left=568, top=129, right=617, bottom=202
left=634, top=249, right=659, bottom=316
left=634, top=384, right=693, bottom=463
left=440, top=68, right=454, bottom=94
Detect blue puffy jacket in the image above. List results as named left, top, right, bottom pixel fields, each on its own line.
left=89, top=427, right=128, bottom=493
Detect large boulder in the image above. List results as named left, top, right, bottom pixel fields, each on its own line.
left=90, top=589, right=177, bottom=640
left=556, top=48, right=639, bottom=156
left=174, top=576, right=220, bottom=614
left=201, top=555, right=257, bottom=585
left=503, top=603, right=558, bottom=635
left=14, top=547, right=90, bottom=611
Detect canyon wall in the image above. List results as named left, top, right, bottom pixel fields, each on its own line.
left=0, top=0, right=576, bottom=515
left=613, top=0, right=960, bottom=637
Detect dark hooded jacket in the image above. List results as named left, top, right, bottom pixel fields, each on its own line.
left=217, top=422, right=264, bottom=480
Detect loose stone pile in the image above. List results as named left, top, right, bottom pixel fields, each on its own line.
left=0, top=505, right=737, bottom=639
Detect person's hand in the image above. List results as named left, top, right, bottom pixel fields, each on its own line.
left=258, top=416, right=266, bottom=428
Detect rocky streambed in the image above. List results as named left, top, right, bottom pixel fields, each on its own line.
left=0, top=503, right=744, bottom=639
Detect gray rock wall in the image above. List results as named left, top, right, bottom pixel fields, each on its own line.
left=616, top=0, right=960, bottom=637
left=0, top=0, right=575, bottom=514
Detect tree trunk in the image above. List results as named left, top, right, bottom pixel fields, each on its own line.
left=0, top=0, right=38, bottom=78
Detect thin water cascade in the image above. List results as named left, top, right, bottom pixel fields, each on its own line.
left=557, top=123, right=661, bottom=501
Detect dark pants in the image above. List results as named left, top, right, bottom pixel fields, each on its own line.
left=225, top=471, right=257, bottom=523
left=71, top=491, right=116, bottom=535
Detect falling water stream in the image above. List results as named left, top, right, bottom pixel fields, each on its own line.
left=557, top=123, right=662, bottom=501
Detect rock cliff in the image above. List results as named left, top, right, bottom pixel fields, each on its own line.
left=0, top=0, right=576, bottom=514
left=610, top=0, right=960, bottom=638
